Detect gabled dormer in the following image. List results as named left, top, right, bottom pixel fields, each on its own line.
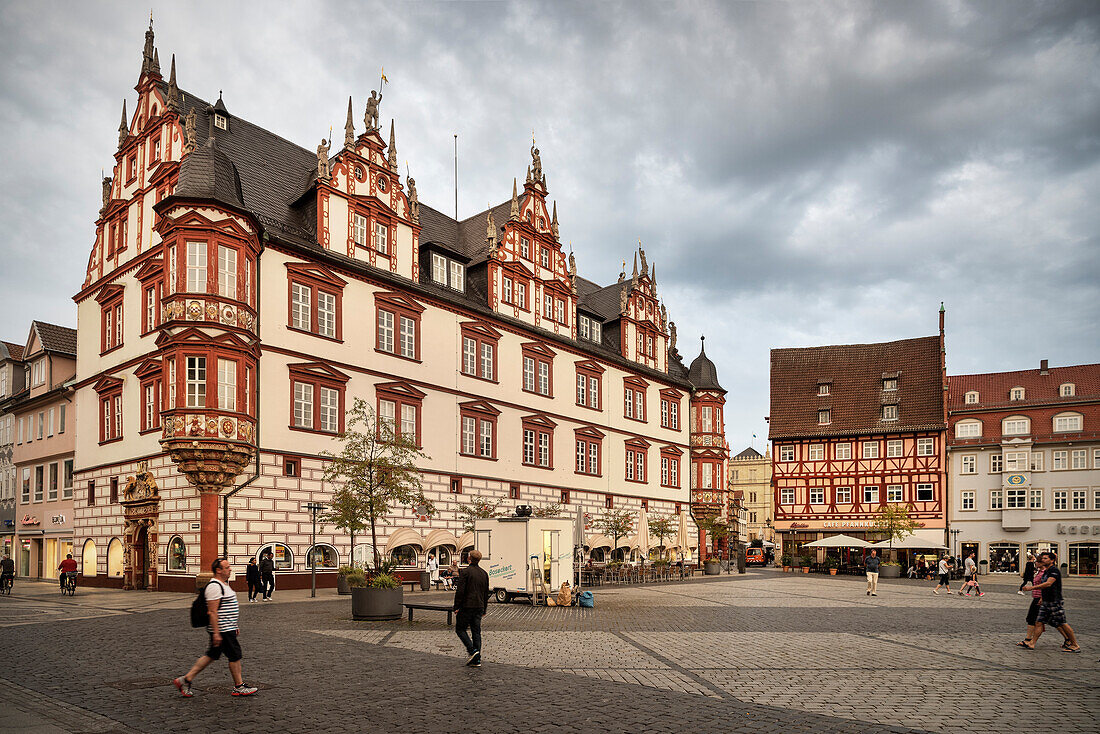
left=617, top=246, right=668, bottom=372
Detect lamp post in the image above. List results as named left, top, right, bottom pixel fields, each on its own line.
left=949, top=528, right=961, bottom=560
left=304, top=502, right=326, bottom=598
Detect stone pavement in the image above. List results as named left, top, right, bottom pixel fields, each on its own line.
left=1, top=570, right=1097, bottom=733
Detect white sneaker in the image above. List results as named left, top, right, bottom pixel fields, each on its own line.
left=1017, top=591, right=1025, bottom=595
left=231, top=684, right=258, bottom=696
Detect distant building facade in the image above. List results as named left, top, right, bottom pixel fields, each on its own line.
left=769, top=315, right=948, bottom=561
left=729, top=447, right=773, bottom=543
left=0, top=339, right=27, bottom=558
left=947, top=360, right=1099, bottom=576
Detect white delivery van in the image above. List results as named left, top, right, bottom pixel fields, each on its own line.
left=473, top=516, right=575, bottom=603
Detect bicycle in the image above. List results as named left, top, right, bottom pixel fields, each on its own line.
left=0, top=575, right=12, bottom=595
left=61, top=572, right=76, bottom=596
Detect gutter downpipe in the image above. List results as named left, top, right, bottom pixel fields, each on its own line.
left=223, top=236, right=263, bottom=560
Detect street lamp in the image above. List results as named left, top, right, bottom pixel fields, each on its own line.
left=949, top=528, right=961, bottom=559
left=304, top=502, right=327, bottom=598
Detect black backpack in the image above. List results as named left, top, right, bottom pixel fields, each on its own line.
left=190, top=581, right=219, bottom=628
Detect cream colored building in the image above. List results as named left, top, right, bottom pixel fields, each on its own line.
left=729, top=447, right=773, bottom=543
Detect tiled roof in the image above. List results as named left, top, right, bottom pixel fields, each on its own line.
left=32, top=321, right=77, bottom=356
left=947, top=363, right=1100, bottom=410
left=732, top=447, right=763, bottom=460
left=0, top=341, right=24, bottom=362
left=769, top=335, right=944, bottom=440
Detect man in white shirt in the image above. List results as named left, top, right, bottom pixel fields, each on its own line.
left=175, top=558, right=258, bottom=697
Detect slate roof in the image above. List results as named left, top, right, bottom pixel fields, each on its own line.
left=578, top=279, right=627, bottom=323
left=687, top=343, right=724, bottom=391
left=732, top=447, right=764, bottom=460
left=769, top=336, right=944, bottom=440
left=947, top=363, right=1100, bottom=411
left=32, top=321, right=77, bottom=357
left=175, top=136, right=245, bottom=210
left=0, top=341, right=24, bottom=362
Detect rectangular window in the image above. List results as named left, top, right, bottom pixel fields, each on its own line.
left=353, top=213, right=368, bottom=247
left=538, top=361, right=550, bottom=396
left=1003, top=451, right=1027, bottom=472
left=835, top=442, right=852, bottom=460
left=955, top=421, right=981, bottom=438
left=218, top=245, right=237, bottom=298
left=186, top=356, right=206, bottom=408
left=916, top=483, right=934, bottom=501
left=463, top=338, right=477, bottom=376
left=47, top=407, right=54, bottom=437
left=144, top=284, right=157, bottom=332
left=883, top=404, right=898, bottom=421
left=701, top=462, right=712, bottom=488
left=509, top=484, right=520, bottom=500
left=461, top=416, right=476, bottom=455
left=48, top=463, right=58, bottom=501
left=1071, top=449, right=1087, bottom=470
left=917, top=438, right=934, bottom=456
left=86, top=479, right=95, bottom=507
left=862, top=442, right=879, bottom=459
left=34, top=465, right=43, bottom=502
left=808, top=444, right=824, bottom=461
left=961, top=455, right=976, bottom=474
left=186, top=241, right=207, bottom=292
left=516, top=281, right=526, bottom=309
left=109, top=477, right=119, bottom=504
left=883, top=377, right=897, bottom=391
left=1053, top=490, right=1067, bottom=510
left=990, top=490, right=1003, bottom=510
left=780, top=445, right=794, bottom=462
left=887, top=485, right=903, bottom=503
left=293, top=382, right=314, bottom=429
left=520, top=237, right=530, bottom=259
left=1029, top=488, right=1043, bottom=509
left=1054, top=414, right=1082, bottom=432
left=37, top=412, right=44, bottom=439
left=780, top=488, right=795, bottom=504
left=1071, top=489, right=1086, bottom=510
left=432, top=253, right=447, bottom=284
left=377, top=310, right=394, bottom=353
left=144, top=382, right=158, bottom=430
left=540, top=247, right=549, bottom=269
left=818, top=409, right=830, bottom=425
left=374, top=222, right=389, bottom=254
left=809, top=487, right=824, bottom=504
left=317, top=291, right=336, bottom=338
left=1003, top=418, right=1029, bottom=435
left=1094, top=449, right=1100, bottom=469
left=399, top=316, right=416, bottom=359
left=836, top=486, right=851, bottom=503
left=523, top=357, right=536, bottom=392
left=378, top=399, right=396, bottom=435
left=1031, top=452, right=1044, bottom=472
left=523, top=430, right=536, bottom=466
left=320, top=387, right=340, bottom=433
left=63, top=459, right=73, bottom=499
left=961, top=490, right=975, bottom=510
left=479, top=419, right=493, bottom=458
left=543, top=294, right=553, bottom=320
left=886, top=439, right=903, bottom=458
left=863, top=486, right=879, bottom=504
left=990, top=454, right=1004, bottom=473
left=450, top=261, right=464, bottom=292
left=1052, top=451, right=1067, bottom=470
left=502, top=276, right=513, bottom=304
left=218, top=359, right=236, bottom=411
left=555, top=299, right=565, bottom=324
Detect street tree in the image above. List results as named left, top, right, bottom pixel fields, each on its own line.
left=457, top=497, right=507, bottom=532
left=648, top=515, right=676, bottom=561
left=322, top=482, right=367, bottom=567
left=532, top=502, right=562, bottom=518
left=594, top=508, right=633, bottom=562
left=872, top=504, right=921, bottom=562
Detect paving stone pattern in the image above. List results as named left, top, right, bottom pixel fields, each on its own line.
left=1, top=571, right=1098, bottom=733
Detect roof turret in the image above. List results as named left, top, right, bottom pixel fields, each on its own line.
left=687, top=335, right=724, bottom=392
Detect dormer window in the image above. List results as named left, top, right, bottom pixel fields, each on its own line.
left=578, top=314, right=601, bottom=344
left=429, top=252, right=464, bottom=292
left=965, top=391, right=979, bottom=404
left=214, top=114, right=227, bottom=130
left=882, top=404, right=898, bottom=421
left=883, top=377, right=897, bottom=391
left=818, top=409, right=831, bottom=425
left=1060, top=383, right=1075, bottom=397
left=817, top=384, right=830, bottom=396
left=1010, top=387, right=1025, bottom=401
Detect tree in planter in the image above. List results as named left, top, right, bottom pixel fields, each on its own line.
left=321, top=398, right=434, bottom=572
left=872, top=504, right=921, bottom=563
left=648, top=515, right=676, bottom=561
left=323, top=482, right=368, bottom=568
left=594, top=508, right=633, bottom=562
left=457, top=497, right=507, bottom=532
left=696, top=515, right=730, bottom=560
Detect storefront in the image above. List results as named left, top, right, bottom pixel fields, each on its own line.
left=17, top=510, right=73, bottom=579
left=775, top=520, right=947, bottom=563
left=950, top=520, right=1099, bottom=576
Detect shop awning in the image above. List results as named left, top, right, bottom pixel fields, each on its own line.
left=870, top=536, right=947, bottom=550
left=803, top=534, right=872, bottom=548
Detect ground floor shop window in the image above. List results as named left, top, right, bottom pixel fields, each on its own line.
left=351, top=544, right=376, bottom=569
left=459, top=545, right=474, bottom=564
left=429, top=545, right=453, bottom=568
left=960, top=541, right=979, bottom=566
left=1025, top=541, right=1057, bottom=561
left=256, top=542, right=294, bottom=570
left=1069, top=543, right=1098, bottom=576
left=167, top=536, right=186, bottom=571
left=81, top=539, right=97, bottom=576
left=988, top=543, right=1020, bottom=573
left=307, top=544, right=339, bottom=569
left=390, top=544, right=419, bottom=567
left=108, top=538, right=124, bottom=577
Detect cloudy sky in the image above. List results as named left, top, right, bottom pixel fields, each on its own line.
left=2, top=0, right=1098, bottom=451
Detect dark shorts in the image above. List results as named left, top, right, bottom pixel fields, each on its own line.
left=938, top=573, right=950, bottom=585
left=205, top=629, right=242, bottom=662
left=1026, top=598, right=1040, bottom=625
left=1036, top=600, right=1066, bottom=628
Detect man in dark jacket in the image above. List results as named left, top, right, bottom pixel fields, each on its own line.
left=258, top=552, right=275, bottom=601
left=453, top=549, right=490, bottom=667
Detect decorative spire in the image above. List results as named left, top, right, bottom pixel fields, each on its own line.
left=510, top=178, right=520, bottom=220
left=166, top=54, right=180, bottom=112
left=632, top=252, right=638, bottom=279
left=117, top=100, right=129, bottom=147
left=151, top=48, right=161, bottom=75
left=344, top=96, right=355, bottom=149
left=387, top=120, right=398, bottom=173
left=140, top=16, right=156, bottom=77
left=526, top=165, right=532, bottom=185
left=700, top=334, right=706, bottom=354
left=542, top=174, right=548, bottom=194
left=551, top=201, right=559, bottom=240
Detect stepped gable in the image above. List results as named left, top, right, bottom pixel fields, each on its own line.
left=769, top=335, right=944, bottom=440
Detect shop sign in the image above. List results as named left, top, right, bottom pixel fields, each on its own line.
left=21, top=514, right=40, bottom=526
left=790, top=522, right=809, bottom=528
left=1057, top=524, right=1100, bottom=536
left=51, top=515, right=66, bottom=525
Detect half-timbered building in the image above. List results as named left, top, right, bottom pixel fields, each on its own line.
left=70, top=23, right=728, bottom=590
left=768, top=315, right=948, bottom=562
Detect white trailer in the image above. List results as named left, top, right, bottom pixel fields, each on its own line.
left=473, top=516, right=575, bottom=603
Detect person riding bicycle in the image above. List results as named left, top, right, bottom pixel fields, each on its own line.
left=1, top=553, right=14, bottom=589
left=58, top=553, right=78, bottom=590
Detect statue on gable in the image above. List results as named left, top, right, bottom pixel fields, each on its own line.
left=183, top=108, right=197, bottom=154
left=364, top=90, right=383, bottom=132
left=530, top=144, right=543, bottom=183
left=101, top=176, right=113, bottom=211
left=619, top=284, right=629, bottom=315
left=317, top=138, right=331, bottom=180
left=660, top=303, right=667, bottom=329
left=639, top=247, right=648, bottom=277
left=486, top=209, right=497, bottom=256
left=669, top=321, right=678, bottom=355
left=407, top=176, right=419, bottom=223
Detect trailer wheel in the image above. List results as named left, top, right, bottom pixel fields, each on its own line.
left=495, top=589, right=509, bottom=603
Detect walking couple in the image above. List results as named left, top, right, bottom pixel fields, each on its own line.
left=1018, top=551, right=1081, bottom=653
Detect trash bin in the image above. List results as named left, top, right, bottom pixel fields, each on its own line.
left=420, top=571, right=431, bottom=591
left=737, top=551, right=747, bottom=574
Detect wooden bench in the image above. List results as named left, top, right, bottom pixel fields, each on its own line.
left=401, top=579, right=421, bottom=592
left=403, top=602, right=453, bottom=625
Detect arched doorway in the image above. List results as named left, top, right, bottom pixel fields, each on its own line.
left=132, top=525, right=148, bottom=589
left=120, top=465, right=160, bottom=590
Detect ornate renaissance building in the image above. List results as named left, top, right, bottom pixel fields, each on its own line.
left=71, top=23, right=729, bottom=590
left=768, top=312, right=948, bottom=561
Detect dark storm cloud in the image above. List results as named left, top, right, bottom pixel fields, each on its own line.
left=1, top=0, right=1097, bottom=449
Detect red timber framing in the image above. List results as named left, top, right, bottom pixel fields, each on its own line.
left=772, top=432, right=946, bottom=527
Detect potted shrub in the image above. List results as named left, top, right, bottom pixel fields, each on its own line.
left=336, top=565, right=356, bottom=595
left=781, top=554, right=792, bottom=572
left=351, top=569, right=403, bottom=621
left=800, top=555, right=812, bottom=573
left=703, top=556, right=722, bottom=575
left=824, top=557, right=838, bottom=575
left=880, top=561, right=902, bottom=578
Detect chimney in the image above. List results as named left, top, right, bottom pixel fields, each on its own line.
left=1040, top=359, right=1049, bottom=375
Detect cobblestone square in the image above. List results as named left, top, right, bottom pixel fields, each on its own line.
left=1, top=570, right=1097, bottom=733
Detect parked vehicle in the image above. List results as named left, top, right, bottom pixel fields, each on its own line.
left=474, top=515, right=575, bottom=604
left=745, top=548, right=767, bottom=566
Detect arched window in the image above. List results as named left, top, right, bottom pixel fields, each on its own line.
left=256, top=543, right=294, bottom=570
left=1059, top=383, right=1075, bottom=397
left=1001, top=416, right=1030, bottom=436
left=429, top=545, right=453, bottom=568
left=351, top=544, right=376, bottom=569
left=589, top=547, right=606, bottom=563
left=459, top=545, right=474, bottom=564
left=81, top=539, right=97, bottom=577
left=390, top=544, right=419, bottom=567
left=1053, top=412, right=1083, bottom=433
left=107, top=538, right=124, bottom=577
left=964, top=391, right=979, bottom=404
left=167, top=536, right=187, bottom=571
left=307, top=544, right=339, bottom=570
left=954, top=420, right=982, bottom=439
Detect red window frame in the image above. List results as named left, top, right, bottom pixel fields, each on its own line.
left=604, top=495, right=613, bottom=509
left=375, top=292, right=424, bottom=362
left=560, top=489, right=570, bottom=504
left=659, top=388, right=682, bottom=430
left=460, top=322, right=501, bottom=383
left=624, top=376, right=649, bottom=423
left=574, top=426, right=604, bottom=477
left=521, top=342, right=555, bottom=398
left=126, top=154, right=137, bottom=184
left=625, top=437, right=650, bottom=483
left=575, top=360, right=604, bottom=411
left=375, top=381, right=426, bottom=447
left=521, top=414, right=556, bottom=470
left=288, top=363, right=351, bottom=436
left=286, top=263, right=346, bottom=342
left=95, top=284, right=125, bottom=355
left=660, top=445, right=683, bottom=488
left=458, top=400, right=500, bottom=460
left=136, top=360, right=163, bottom=435
left=94, top=377, right=123, bottom=445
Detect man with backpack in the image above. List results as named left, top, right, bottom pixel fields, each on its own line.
left=175, top=558, right=258, bottom=697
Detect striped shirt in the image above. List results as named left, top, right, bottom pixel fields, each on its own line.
left=204, top=579, right=240, bottom=633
